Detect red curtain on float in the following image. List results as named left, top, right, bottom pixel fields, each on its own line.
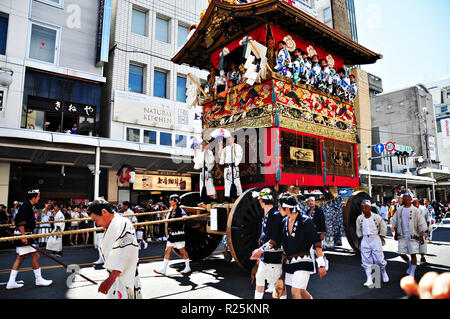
left=210, top=24, right=268, bottom=69
left=269, top=24, right=344, bottom=70
left=210, top=24, right=345, bottom=71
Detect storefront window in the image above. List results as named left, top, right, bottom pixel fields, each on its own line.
left=127, top=128, right=140, bottom=142
left=175, top=134, right=186, bottom=147
left=22, top=70, right=100, bottom=136
left=160, top=132, right=172, bottom=146
left=25, top=110, right=45, bottom=131
left=144, top=130, right=157, bottom=144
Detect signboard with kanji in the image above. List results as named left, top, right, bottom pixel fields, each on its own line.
left=133, top=174, right=192, bottom=192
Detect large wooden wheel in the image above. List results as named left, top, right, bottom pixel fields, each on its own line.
left=227, top=187, right=264, bottom=273
left=343, top=191, right=371, bottom=252
left=167, top=192, right=223, bottom=262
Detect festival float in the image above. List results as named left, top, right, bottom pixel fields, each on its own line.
left=171, top=0, right=382, bottom=271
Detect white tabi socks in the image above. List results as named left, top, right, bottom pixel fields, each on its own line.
left=254, top=290, right=264, bottom=299
left=363, top=268, right=374, bottom=288
left=6, top=270, right=23, bottom=290
left=180, top=259, right=191, bottom=274
left=381, top=268, right=389, bottom=283
left=93, top=249, right=104, bottom=265
left=34, top=268, right=53, bottom=287
left=155, top=259, right=169, bottom=275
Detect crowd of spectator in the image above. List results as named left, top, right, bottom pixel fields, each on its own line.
left=0, top=199, right=171, bottom=250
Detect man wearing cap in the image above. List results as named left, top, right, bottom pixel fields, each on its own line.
left=391, top=193, right=427, bottom=278
left=356, top=200, right=389, bottom=287
left=6, top=189, right=53, bottom=290
left=277, top=193, right=326, bottom=299
left=154, top=194, right=191, bottom=275
left=250, top=189, right=286, bottom=299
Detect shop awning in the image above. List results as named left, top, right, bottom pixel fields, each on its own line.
left=359, top=169, right=436, bottom=186
left=0, top=127, right=196, bottom=173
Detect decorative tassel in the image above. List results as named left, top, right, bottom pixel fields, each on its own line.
left=323, top=167, right=327, bottom=185
left=219, top=56, right=224, bottom=72
left=276, top=168, right=281, bottom=182
left=274, top=112, right=280, bottom=127
left=271, top=82, right=277, bottom=103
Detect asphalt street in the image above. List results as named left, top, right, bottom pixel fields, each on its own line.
left=1, top=219, right=449, bottom=300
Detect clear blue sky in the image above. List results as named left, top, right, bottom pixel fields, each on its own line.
left=354, top=0, right=450, bottom=91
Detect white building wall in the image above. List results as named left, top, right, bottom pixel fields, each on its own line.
left=0, top=0, right=30, bottom=128
left=106, top=0, right=208, bottom=143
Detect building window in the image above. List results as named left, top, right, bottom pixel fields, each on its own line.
left=175, top=134, right=187, bottom=148
left=155, top=16, right=169, bottom=43
left=131, top=8, right=147, bottom=36
left=375, top=107, right=380, bottom=112
left=129, top=64, right=144, bottom=93
left=144, top=130, right=157, bottom=144
left=160, top=132, right=172, bottom=146
left=177, top=23, right=189, bottom=47
left=387, top=104, right=392, bottom=110
left=154, top=70, right=167, bottom=98
left=323, top=7, right=333, bottom=28
left=0, top=12, right=8, bottom=55
left=176, top=76, right=187, bottom=102
left=36, top=0, right=64, bottom=8
left=29, top=23, right=58, bottom=64
left=441, top=106, right=448, bottom=113
left=126, top=127, right=140, bottom=142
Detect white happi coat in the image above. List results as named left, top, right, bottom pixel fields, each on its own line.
left=194, top=149, right=216, bottom=196
left=356, top=212, right=387, bottom=270
left=46, top=210, right=65, bottom=252
left=219, top=143, right=243, bottom=197
left=101, top=214, right=141, bottom=299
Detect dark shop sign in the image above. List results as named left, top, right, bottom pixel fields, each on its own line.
left=28, top=96, right=96, bottom=118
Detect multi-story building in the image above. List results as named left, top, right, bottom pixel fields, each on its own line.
left=427, top=77, right=450, bottom=201
left=0, top=0, right=109, bottom=206
left=315, top=0, right=356, bottom=41
left=100, top=0, right=208, bottom=204
left=368, top=84, right=441, bottom=201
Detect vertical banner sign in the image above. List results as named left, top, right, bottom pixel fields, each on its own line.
left=96, top=0, right=112, bottom=66
left=442, top=118, right=450, bottom=149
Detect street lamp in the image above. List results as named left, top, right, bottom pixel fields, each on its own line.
left=0, top=68, right=13, bottom=87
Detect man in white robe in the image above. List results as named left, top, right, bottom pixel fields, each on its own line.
left=194, top=140, right=216, bottom=202
left=46, top=203, right=65, bottom=257
left=392, top=193, right=427, bottom=278
left=356, top=200, right=389, bottom=287
left=219, top=136, right=243, bottom=200
left=88, top=199, right=141, bottom=299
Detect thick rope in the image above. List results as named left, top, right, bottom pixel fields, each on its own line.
left=0, top=214, right=209, bottom=243
left=0, top=206, right=206, bottom=228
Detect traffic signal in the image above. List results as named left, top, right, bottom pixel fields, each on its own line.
left=395, top=151, right=410, bottom=165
